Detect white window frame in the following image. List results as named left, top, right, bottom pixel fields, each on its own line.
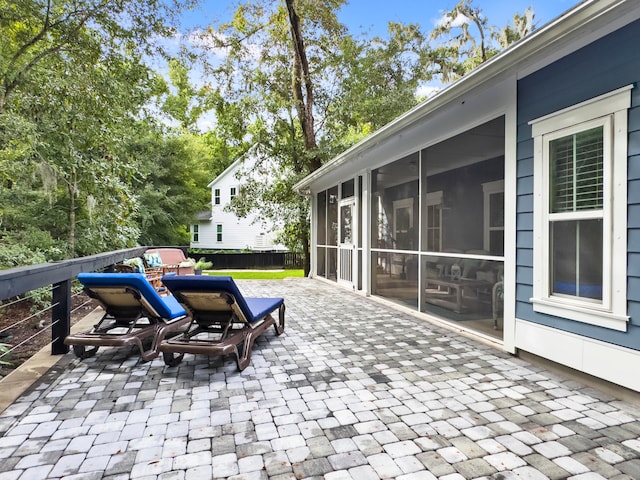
left=529, top=85, right=631, bottom=331
left=482, top=180, right=504, bottom=253
left=214, top=188, right=221, bottom=205
left=216, top=223, right=223, bottom=243
left=392, top=198, right=413, bottom=250
left=192, top=224, right=199, bottom=243
left=425, top=190, right=443, bottom=252
left=230, top=186, right=237, bottom=200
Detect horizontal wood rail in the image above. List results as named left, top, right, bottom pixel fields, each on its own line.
left=0, top=247, right=149, bottom=355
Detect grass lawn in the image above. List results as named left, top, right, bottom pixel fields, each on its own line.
left=204, top=270, right=305, bottom=280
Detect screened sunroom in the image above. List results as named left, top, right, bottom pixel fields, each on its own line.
left=313, top=115, right=506, bottom=340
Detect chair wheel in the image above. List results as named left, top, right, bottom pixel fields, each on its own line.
left=163, top=352, right=184, bottom=367
left=73, top=345, right=98, bottom=359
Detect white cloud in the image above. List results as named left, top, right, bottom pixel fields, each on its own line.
left=415, top=84, right=440, bottom=99
left=436, top=11, right=469, bottom=29
left=186, top=29, right=231, bottom=60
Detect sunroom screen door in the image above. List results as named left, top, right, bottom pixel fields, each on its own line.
left=338, top=199, right=356, bottom=287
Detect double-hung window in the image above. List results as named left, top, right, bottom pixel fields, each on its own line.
left=216, top=224, right=223, bottom=242
left=530, top=86, right=631, bottom=331
left=192, top=224, right=199, bottom=243
left=214, top=188, right=221, bottom=205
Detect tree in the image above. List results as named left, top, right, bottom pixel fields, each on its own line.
left=430, top=0, right=535, bottom=81
left=178, top=0, right=535, bottom=275
left=1, top=23, right=169, bottom=256
left=0, top=0, right=192, bottom=114
left=197, top=0, right=436, bottom=273
left=0, top=0, right=199, bottom=259
left=160, top=57, right=220, bottom=133
left=133, top=130, right=214, bottom=247
left=322, top=22, right=431, bottom=154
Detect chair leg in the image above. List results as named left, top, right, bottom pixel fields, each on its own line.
left=274, top=304, right=285, bottom=336
left=235, top=330, right=255, bottom=371
left=73, top=345, right=99, bottom=359
left=163, top=351, right=184, bottom=367
left=236, top=309, right=282, bottom=371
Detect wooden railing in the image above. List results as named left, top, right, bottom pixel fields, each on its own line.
left=0, top=247, right=148, bottom=356
left=0, top=248, right=303, bottom=362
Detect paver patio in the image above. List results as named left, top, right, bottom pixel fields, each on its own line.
left=1, top=278, right=639, bottom=480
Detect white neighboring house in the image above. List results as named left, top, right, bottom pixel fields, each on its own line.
left=190, top=147, right=287, bottom=251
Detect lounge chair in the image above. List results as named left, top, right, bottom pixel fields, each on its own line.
left=114, top=261, right=165, bottom=292
left=159, top=276, right=285, bottom=371
left=64, top=273, right=191, bottom=361
left=144, top=248, right=195, bottom=275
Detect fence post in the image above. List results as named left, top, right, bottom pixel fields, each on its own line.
left=51, top=280, right=71, bottom=355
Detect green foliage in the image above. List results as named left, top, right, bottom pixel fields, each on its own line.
left=196, top=0, right=535, bottom=274
left=194, top=257, right=213, bottom=270
left=0, top=343, right=11, bottom=367
left=160, top=58, right=221, bottom=133
left=0, top=0, right=203, bottom=262
left=0, top=224, right=67, bottom=269
left=0, top=240, right=52, bottom=311
left=430, top=0, right=535, bottom=82
left=0, top=243, right=47, bottom=270
left=0, top=0, right=535, bottom=272
left=132, top=131, right=213, bottom=247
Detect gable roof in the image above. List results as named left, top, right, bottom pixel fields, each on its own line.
left=207, top=144, right=262, bottom=189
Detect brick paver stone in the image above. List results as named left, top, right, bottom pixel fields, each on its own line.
left=0, top=279, right=639, bottom=480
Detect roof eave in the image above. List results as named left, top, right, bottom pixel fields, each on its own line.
left=294, top=0, right=625, bottom=192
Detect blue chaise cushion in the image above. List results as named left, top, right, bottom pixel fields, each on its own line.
left=162, top=275, right=284, bottom=323
left=78, top=273, right=187, bottom=319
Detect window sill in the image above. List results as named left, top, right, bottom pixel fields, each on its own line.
left=530, top=297, right=628, bottom=332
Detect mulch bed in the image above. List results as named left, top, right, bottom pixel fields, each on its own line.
left=0, top=293, right=95, bottom=377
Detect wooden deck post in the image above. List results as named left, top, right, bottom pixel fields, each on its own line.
left=51, top=279, right=71, bottom=355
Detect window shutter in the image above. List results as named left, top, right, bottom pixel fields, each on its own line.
left=550, top=126, right=603, bottom=213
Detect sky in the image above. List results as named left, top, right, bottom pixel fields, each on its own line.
left=178, top=0, right=579, bottom=37
left=172, top=0, right=580, bottom=129
left=336, top=0, right=575, bottom=37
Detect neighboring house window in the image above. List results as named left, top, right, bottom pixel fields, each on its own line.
left=230, top=186, right=236, bottom=200
left=214, top=188, right=221, bottom=205
left=216, top=224, right=223, bottom=242
left=192, top=224, right=199, bottom=243
left=530, top=85, right=630, bottom=331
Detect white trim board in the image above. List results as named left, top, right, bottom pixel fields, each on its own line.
left=515, top=319, right=640, bottom=392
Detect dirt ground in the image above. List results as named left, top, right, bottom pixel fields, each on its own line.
left=0, top=293, right=95, bottom=377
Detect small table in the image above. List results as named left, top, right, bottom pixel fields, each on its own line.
left=424, top=277, right=489, bottom=314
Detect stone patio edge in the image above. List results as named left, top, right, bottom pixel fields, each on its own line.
left=0, top=307, right=102, bottom=414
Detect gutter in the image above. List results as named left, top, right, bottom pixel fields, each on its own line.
left=294, top=0, right=625, bottom=192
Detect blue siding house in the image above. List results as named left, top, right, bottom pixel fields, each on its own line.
left=295, top=0, right=640, bottom=392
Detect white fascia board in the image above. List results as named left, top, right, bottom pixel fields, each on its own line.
left=294, top=0, right=632, bottom=193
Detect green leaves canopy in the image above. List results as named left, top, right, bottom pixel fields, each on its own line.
left=196, top=0, right=534, bottom=269
left=0, top=0, right=202, bottom=262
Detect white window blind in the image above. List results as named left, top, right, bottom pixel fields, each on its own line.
left=550, top=126, right=603, bottom=213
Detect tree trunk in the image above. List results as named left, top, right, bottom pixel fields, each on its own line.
left=67, top=171, right=77, bottom=258
left=303, top=232, right=310, bottom=276
left=299, top=198, right=311, bottom=276
left=285, top=0, right=321, bottom=172
left=285, top=0, right=319, bottom=273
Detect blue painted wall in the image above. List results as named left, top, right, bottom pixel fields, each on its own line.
left=516, top=19, right=640, bottom=350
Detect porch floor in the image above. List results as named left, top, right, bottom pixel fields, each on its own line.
left=1, top=278, right=639, bottom=479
